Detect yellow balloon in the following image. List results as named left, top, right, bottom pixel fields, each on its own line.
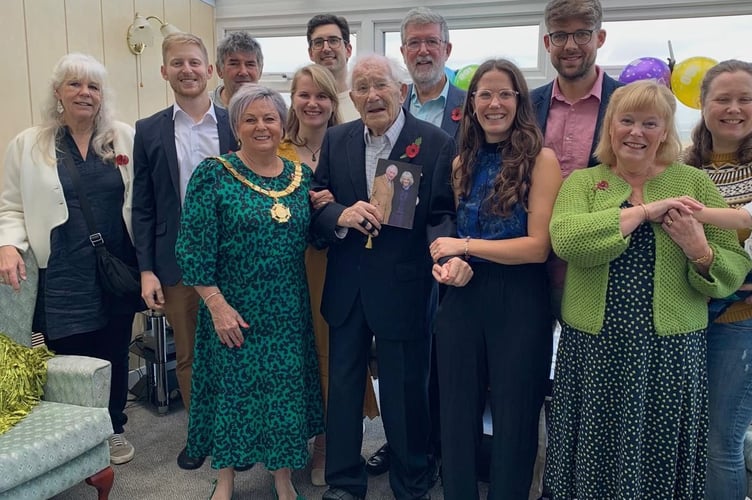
left=670, top=56, right=718, bottom=109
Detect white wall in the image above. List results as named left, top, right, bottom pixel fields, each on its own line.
left=0, top=0, right=217, bottom=169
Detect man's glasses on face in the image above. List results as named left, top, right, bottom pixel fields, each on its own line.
left=352, top=80, right=395, bottom=96
left=311, top=36, right=344, bottom=50
left=404, top=37, right=444, bottom=52
left=547, top=29, right=595, bottom=47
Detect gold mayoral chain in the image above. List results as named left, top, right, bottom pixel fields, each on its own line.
left=214, top=156, right=303, bottom=223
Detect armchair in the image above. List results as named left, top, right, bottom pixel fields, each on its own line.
left=0, top=251, right=115, bottom=499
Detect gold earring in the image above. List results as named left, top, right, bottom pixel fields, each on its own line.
left=56, top=100, right=64, bottom=114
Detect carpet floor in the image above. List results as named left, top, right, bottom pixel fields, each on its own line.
left=51, top=395, right=469, bottom=500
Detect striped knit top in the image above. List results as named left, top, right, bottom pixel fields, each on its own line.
left=702, top=152, right=752, bottom=323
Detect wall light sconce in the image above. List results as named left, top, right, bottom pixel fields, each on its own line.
left=126, top=13, right=181, bottom=55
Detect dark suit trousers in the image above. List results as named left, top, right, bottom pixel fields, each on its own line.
left=162, top=281, right=199, bottom=410
left=436, top=263, right=552, bottom=500
left=326, top=294, right=432, bottom=499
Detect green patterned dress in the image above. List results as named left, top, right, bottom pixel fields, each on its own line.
left=546, top=204, right=708, bottom=499
left=176, top=153, right=324, bottom=470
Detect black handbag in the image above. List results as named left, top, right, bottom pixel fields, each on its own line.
left=59, top=141, right=141, bottom=297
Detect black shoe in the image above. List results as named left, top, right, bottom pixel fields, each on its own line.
left=235, top=463, right=254, bottom=472
left=365, top=443, right=390, bottom=476
left=177, top=446, right=205, bottom=470
left=321, top=487, right=364, bottom=500
left=428, top=454, right=440, bottom=488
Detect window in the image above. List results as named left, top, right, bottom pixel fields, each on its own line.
left=384, top=25, right=539, bottom=73
left=597, top=15, right=752, bottom=141
left=254, top=35, right=358, bottom=75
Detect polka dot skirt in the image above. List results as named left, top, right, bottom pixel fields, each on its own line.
left=546, top=208, right=708, bottom=499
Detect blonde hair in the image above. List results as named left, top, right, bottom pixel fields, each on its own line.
left=286, top=64, right=340, bottom=146
left=162, top=32, right=209, bottom=65
left=594, top=80, right=681, bottom=166
left=37, top=53, right=116, bottom=164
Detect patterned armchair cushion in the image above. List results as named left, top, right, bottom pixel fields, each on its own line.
left=0, top=401, right=112, bottom=492
left=0, top=333, right=54, bottom=435
left=0, top=250, right=37, bottom=347
left=44, top=355, right=111, bottom=407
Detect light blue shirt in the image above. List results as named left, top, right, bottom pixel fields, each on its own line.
left=408, top=79, right=449, bottom=128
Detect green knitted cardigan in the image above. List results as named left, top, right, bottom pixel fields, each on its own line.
left=550, top=163, right=752, bottom=335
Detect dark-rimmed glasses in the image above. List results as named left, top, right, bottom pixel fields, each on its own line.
left=311, top=36, right=343, bottom=50
left=547, top=29, right=595, bottom=47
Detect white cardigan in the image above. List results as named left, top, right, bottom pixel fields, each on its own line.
left=0, top=121, right=135, bottom=268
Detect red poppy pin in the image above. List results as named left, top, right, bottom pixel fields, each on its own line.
left=115, top=154, right=129, bottom=166
left=401, top=137, right=422, bottom=159
left=451, top=107, right=462, bottom=122
left=593, top=180, right=609, bottom=191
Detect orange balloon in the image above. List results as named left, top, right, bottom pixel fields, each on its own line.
left=670, top=56, right=718, bottom=109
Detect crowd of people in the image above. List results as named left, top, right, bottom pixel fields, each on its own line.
left=1, top=0, right=752, bottom=499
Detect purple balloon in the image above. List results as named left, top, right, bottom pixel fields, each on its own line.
left=618, top=57, right=671, bottom=87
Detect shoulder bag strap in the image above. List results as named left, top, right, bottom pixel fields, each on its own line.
left=58, top=138, right=107, bottom=249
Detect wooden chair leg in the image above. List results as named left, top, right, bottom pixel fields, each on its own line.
left=85, top=466, right=114, bottom=500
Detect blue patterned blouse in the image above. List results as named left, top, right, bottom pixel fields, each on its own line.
left=457, top=142, right=528, bottom=261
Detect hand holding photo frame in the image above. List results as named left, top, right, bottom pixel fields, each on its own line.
left=369, top=159, right=422, bottom=230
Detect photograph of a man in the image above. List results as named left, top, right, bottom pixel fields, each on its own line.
left=369, top=164, right=398, bottom=223
left=388, top=169, right=420, bottom=229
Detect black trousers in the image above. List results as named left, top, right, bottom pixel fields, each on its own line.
left=44, top=312, right=135, bottom=434
left=325, top=295, right=432, bottom=499
left=436, top=262, right=552, bottom=499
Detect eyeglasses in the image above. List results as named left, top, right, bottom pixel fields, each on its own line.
left=547, top=29, right=595, bottom=47
left=404, top=38, right=444, bottom=52
left=472, top=90, right=519, bottom=103
left=310, top=36, right=344, bottom=50
left=352, top=80, right=394, bottom=96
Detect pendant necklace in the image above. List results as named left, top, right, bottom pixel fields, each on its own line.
left=213, top=155, right=303, bottom=223
left=303, top=143, right=322, bottom=162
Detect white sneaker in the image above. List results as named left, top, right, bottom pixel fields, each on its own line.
left=108, top=433, right=135, bottom=465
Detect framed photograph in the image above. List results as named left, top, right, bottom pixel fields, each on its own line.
left=369, top=159, right=422, bottom=230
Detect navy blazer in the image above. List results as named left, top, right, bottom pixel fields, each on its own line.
left=311, top=112, right=456, bottom=340
left=403, top=81, right=467, bottom=141
left=531, top=72, right=622, bottom=167
left=132, top=104, right=236, bottom=286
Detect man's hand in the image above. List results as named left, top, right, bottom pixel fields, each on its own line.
left=0, top=245, right=25, bottom=292
left=310, top=189, right=335, bottom=210
left=140, top=271, right=165, bottom=311
left=432, top=257, right=474, bottom=287
left=337, top=201, right=382, bottom=237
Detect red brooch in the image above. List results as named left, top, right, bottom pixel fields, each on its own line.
left=451, top=107, right=462, bottom=122
left=115, top=154, right=129, bottom=166
left=593, top=180, right=609, bottom=191
left=401, top=137, right=422, bottom=159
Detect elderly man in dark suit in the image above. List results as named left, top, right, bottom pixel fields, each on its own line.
left=368, top=7, right=468, bottom=478
left=132, top=33, right=236, bottom=471
left=313, top=54, right=472, bottom=500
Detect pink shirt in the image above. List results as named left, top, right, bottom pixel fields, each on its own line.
left=544, top=67, right=604, bottom=179
left=544, top=68, right=604, bottom=296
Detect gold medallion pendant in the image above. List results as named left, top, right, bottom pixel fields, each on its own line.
left=214, top=156, right=303, bottom=224
left=270, top=201, right=292, bottom=223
